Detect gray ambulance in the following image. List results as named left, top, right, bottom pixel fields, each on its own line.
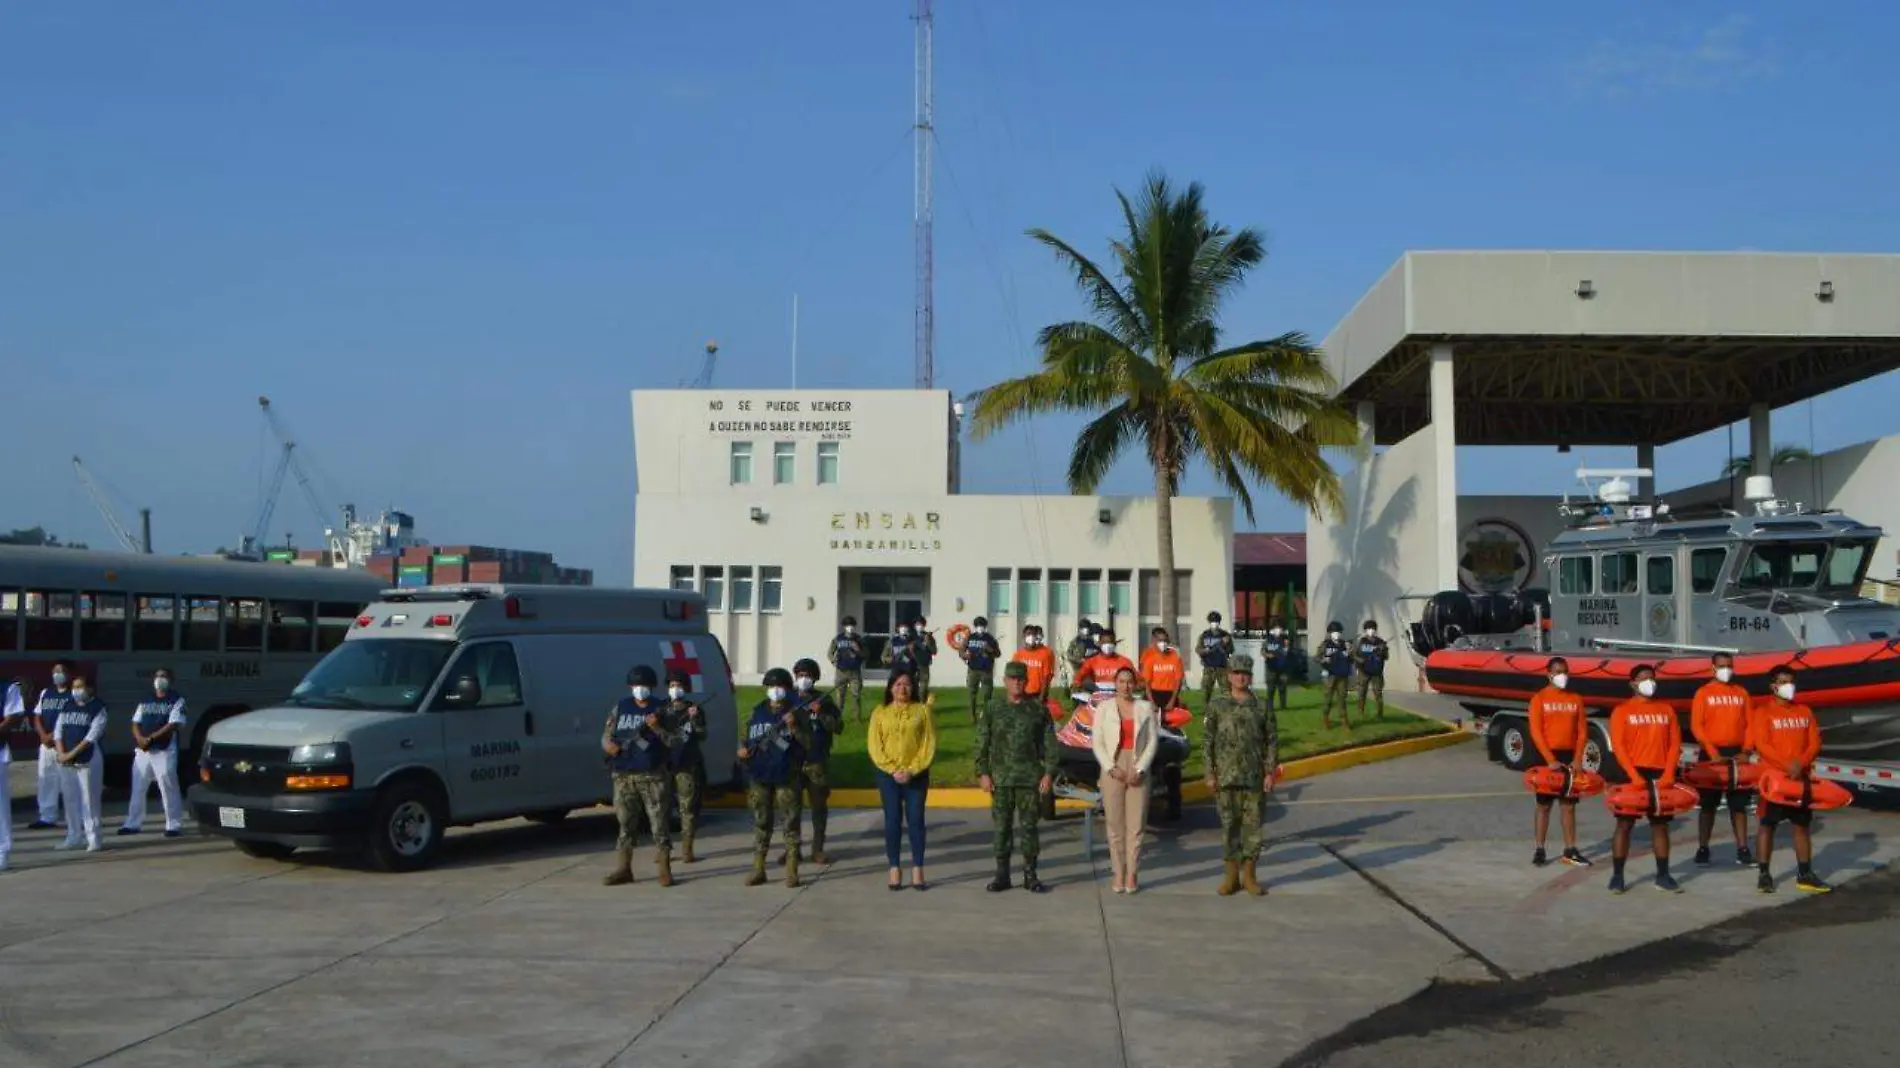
left=188, top=585, right=735, bottom=871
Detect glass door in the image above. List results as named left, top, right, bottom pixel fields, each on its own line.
left=859, top=572, right=929, bottom=673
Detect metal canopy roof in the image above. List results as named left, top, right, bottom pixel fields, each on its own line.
left=1320, top=252, right=1900, bottom=447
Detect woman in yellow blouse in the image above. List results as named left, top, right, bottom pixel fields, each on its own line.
left=868, top=669, right=937, bottom=890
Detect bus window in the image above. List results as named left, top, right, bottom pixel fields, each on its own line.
left=268, top=600, right=316, bottom=653
left=0, top=588, right=19, bottom=652
left=227, top=598, right=265, bottom=652
left=317, top=602, right=360, bottom=652
left=25, top=590, right=75, bottom=652
left=133, top=596, right=178, bottom=651
left=182, top=597, right=222, bottom=651
left=80, top=591, right=129, bottom=652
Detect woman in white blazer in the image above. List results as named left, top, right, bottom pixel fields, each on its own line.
left=1092, top=665, right=1160, bottom=893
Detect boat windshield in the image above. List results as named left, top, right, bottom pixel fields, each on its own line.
left=1733, top=539, right=1874, bottom=594
left=284, top=638, right=457, bottom=712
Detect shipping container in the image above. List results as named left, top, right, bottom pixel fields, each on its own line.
left=396, top=570, right=429, bottom=588
left=431, top=561, right=468, bottom=584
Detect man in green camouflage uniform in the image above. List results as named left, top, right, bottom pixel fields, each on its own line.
left=975, top=662, right=1059, bottom=892
left=827, top=615, right=869, bottom=724
left=602, top=665, right=680, bottom=887
left=913, top=616, right=938, bottom=695
left=785, top=657, right=843, bottom=866
left=1201, top=653, right=1279, bottom=898
left=658, top=666, right=706, bottom=864
left=740, top=667, right=813, bottom=887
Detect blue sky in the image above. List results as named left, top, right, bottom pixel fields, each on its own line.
left=4, top=1, right=1898, bottom=583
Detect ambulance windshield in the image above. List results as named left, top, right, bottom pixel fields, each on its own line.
left=287, top=638, right=458, bottom=712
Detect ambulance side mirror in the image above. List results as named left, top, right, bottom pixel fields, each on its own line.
left=437, top=675, right=483, bottom=709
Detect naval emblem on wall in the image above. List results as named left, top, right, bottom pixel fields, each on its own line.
left=1457, top=519, right=1536, bottom=595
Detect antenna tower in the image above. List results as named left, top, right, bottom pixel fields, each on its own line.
left=912, top=0, right=935, bottom=389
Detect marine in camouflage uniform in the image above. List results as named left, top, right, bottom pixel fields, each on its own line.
left=741, top=667, right=813, bottom=887
left=1202, top=653, right=1279, bottom=898
left=913, top=617, right=938, bottom=695
left=827, top=617, right=868, bottom=724
left=962, top=617, right=1003, bottom=724
left=1316, top=623, right=1355, bottom=729
left=602, top=665, right=680, bottom=887
left=973, top=661, right=1060, bottom=893
left=657, top=666, right=706, bottom=863
left=785, top=657, right=843, bottom=866
left=1196, top=612, right=1234, bottom=707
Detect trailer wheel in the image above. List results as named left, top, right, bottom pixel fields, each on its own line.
left=1497, top=717, right=1536, bottom=771
left=1585, top=724, right=1625, bottom=783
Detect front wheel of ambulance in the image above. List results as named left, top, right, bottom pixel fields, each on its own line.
left=366, top=782, right=446, bottom=873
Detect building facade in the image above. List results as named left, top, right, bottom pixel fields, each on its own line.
left=632, top=388, right=1235, bottom=684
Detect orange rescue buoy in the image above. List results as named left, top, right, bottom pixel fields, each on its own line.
left=1682, top=759, right=1764, bottom=792
left=947, top=624, right=971, bottom=652
left=1756, top=769, right=1853, bottom=811
left=1161, top=706, right=1193, bottom=730
left=1523, top=765, right=1606, bottom=799
left=1605, top=781, right=1700, bottom=819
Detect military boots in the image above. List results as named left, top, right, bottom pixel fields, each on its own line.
left=986, top=859, right=1013, bottom=892
left=785, top=851, right=802, bottom=889
left=604, top=846, right=634, bottom=887
left=681, top=835, right=697, bottom=864
left=746, top=852, right=768, bottom=886
left=1241, top=857, right=1267, bottom=897
left=1217, top=859, right=1240, bottom=896
left=811, top=830, right=829, bottom=866
left=656, top=849, right=675, bottom=888
left=1021, top=862, right=1047, bottom=894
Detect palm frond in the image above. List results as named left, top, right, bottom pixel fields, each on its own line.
left=1067, top=405, right=1140, bottom=493
left=1026, top=228, right=1146, bottom=349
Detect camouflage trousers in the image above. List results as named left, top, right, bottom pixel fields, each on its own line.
left=1201, top=669, right=1221, bottom=706
left=990, top=785, right=1041, bottom=862
left=835, top=668, right=865, bottom=722
left=1356, top=673, right=1385, bottom=719
left=966, top=668, right=993, bottom=721
left=672, top=764, right=703, bottom=841
left=790, top=761, right=829, bottom=844
left=1323, top=676, right=1352, bottom=723
left=1216, top=787, right=1265, bottom=862
left=747, top=777, right=803, bottom=856
left=1264, top=669, right=1290, bottom=711
left=917, top=666, right=932, bottom=694
left=613, top=772, right=672, bottom=852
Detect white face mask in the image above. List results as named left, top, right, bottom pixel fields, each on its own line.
left=155, top=677, right=171, bottom=694
left=1156, top=641, right=1169, bottom=652
left=898, top=628, right=910, bottom=637
left=52, top=672, right=67, bottom=687
left=1714, top=667, right=1734, bottom=684
left=1269, top=627, right=1282, bottom=636
left=1636, top=679, right=1657, bottom=698
left=794, top=677, right=815, bottom=693
left=1100, top=643, right=1117, bottom=656
left=1027, top=635, right=1041, bottom=646
left=72, top=688, right=90, bottom=702
left=667, top=686, right=685, bottom=701
left=844, top=626, right=856, bottom=636
left=767, top=686, right=787, bottom=703
left=1775, top=682, right=1796, bottom=702
left=1551, top=673, right=1568, bottom=690
left=631, top=686, right=652, bottom=702
left=1364, top=628, right=1377, bottom=637
left=1328, top=630, right=1341, bottom=639
left=974, top=626, right=986, bottom=635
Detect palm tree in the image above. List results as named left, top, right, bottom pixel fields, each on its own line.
left=968, top=172, right=1358, bottom=634
left=1722, top=444, right=1813, bottom=479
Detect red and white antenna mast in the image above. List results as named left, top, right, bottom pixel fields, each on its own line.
left=912, top=0, right=935, bottom=390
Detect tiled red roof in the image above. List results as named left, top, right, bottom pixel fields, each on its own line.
left=1234, top=532, right=1306, bottom=566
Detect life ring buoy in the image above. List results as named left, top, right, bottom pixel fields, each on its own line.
left=1605, top=781, right=1699, bottom=818
left=1757, top=769, right=1853, bottom=810
left=1524, top=765, right=1606, bottom=799
left=1682, top=759, right=1763, bottom=792
left=1162, top=706, right=1193, bottom=730
left=947, top=623, right=971, bottom=652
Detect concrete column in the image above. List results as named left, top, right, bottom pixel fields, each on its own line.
left=1428, top=344, right=1459, bottom=594
left=1636, top=443, right=1656, bottom=501
left=1356, top=400, right=1377, bottom=458
left=1749, top=403, right=1772, bottom=478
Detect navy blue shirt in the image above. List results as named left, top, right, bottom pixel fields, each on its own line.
left=887, top=635, right=917, bottom=673
left=1197, top=629, right=1231, bottom=668
left=1355, top=636, right=1388, bottom=677
left=830, top=633, right=864, bottom=671
left=607, top=697, right=671, bottom=774
left=1320, top=638, right=1354, bottom=678
left=35, top=688, right=74, bottom=737
left=56, top=698, right=107, bottom=765
left=1263, top=634, right=1290, bottom=670
left=964, top=632, right=1001, bottom=673
left=743, top=702, right=804, bottom=784
left=133, top=693, right=187, bottom=754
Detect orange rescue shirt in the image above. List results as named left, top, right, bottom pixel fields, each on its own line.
left=1528, top=686, right=1588, bottom=765
left=1751, top=698, right=1822, bottom=776
left=1141, top=647, right=1186, bottom=695
left=1610, top=697, right=1682, bottom=785
left=1013, top=646, right=1057, bottom=697
left=1078, top=653, right=1137, bottom=691
left=1690, top=680, right=1753, bottom=753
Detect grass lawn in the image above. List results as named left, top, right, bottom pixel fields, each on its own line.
left=733, top=683, right=1450, bottom=790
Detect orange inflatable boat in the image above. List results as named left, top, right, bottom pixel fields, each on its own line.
left=1682, top=759, right=1764, bottom=792
left=1756, top=769, right=1854, bottom=811
left=1523, top=765, right=1606, bottom=799
left=1605, top=781, right=1700, bottom=818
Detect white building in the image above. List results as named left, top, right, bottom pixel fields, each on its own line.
left=632, top=389, right=1234, bottom=684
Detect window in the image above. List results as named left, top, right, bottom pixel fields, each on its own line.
left=1598, top=553, right=1638, bottom=595
left=290, top=638, right=455, bottom=713
left=729, top=442, right=753, bottom=485
left=731, top=566, right=755, bottom=612
left=761, top=566, right=783, bottom=613
left=1646, top=556, right=1675, bottom=596
left=436, top=642, right=523, bottom=709
left=1738, top=542, right=1827, bottom=591
left=317, top=601, right=360, bottom=652
left=1108, top=569, right=1132, bottom=615
left=1823, top=541, right=1873, bottom=590
left=1558, top=557, right=1594, bottom=596
left=1139, top=571, right=1160, bottom=616
left=861, top=572, right=893, bottom=596
left=132, top=596, right=177, bottom=652
left=894, top=573, right=926, bottom=596
left=1017, top=569, right=1042, bottom=616
left=80, top=592, right=127, bottom=652
left=182, top=597, right=222, bottom=652
left=0, top=589, right=19, bottom=652
left=1174, top=570, right=1192, bottom=615
left=988, top=568, right=1011, bottom=618
left=1049, top=570, right=1071, bottom=615
left=700, top=566, right=725, bottom=611
left=268, top=600, right=316, bottom=653
left=773, top=442, right=795, bottom=485
left=817, top=442, right=840, bottom=485
left=669, top=566, right=695, bottom=592
left=227, top=598, right=265, bottom=651
left=24, top=590, right=74, bottom=652
left=1078, top=569, right=1102, bottom=615
left=1690, top=548, right=1727, bottom=593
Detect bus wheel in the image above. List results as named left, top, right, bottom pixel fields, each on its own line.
left=366, top=782, right=445, bottom=872
left=235, top=840, right=296, bottom=862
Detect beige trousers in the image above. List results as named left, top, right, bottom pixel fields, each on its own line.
left=1101, top=749, right=1149, bottom=885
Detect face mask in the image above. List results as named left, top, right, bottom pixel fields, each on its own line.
left=1364, top=628, right=1377, bottom=637
left=1156, top=641, right=1169, bottom=652
left=52, top=672, right=67, bottom=687
left=631, top=686, right=652, bottom=702
left=1551, top=673, right=1568, bottom=690
left=974, top=626, right=986, bottom=635
left=1027, top=635, right=1040, bottom=646
left=794, top=677, right=814, bottom=693
left=667, top=686, right=685, bottom=700
left=1715, top=667, right=1733, bottom=684
left=72, top=688, right=89, bottom=702
left=1100, top=643, right=1117, bottom=656
left=767, top=687, right=787, bottom=704
left=898, top=628, right=910, bottom=636
left=1775, top=682, right=1796, bottom=702
left=1270, top=627, right=1282, bottom=637
left=1329, top=630, right=1342, bottom=640
left=844, top=626, right=856, bottom=635
left=1636, top=679, right=1657, bottom=698
left=155, top=677, right=171, bottom=694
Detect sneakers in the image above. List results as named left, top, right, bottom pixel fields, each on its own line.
left=1735, top=847, right=1755, bottom=866
left=1560, top=849, right=1593, bottom=868
left=1655, top=873, right=1683, bottom=894
left=1693, top=846, right=1712, bottom=866
left=1796, top=872, right=1833, bottom=894
left=1607, top=873, right=1627, bottom=894
left=164, top=829, right=184, bottom=839
left=117, top=827, right=141, bottom=837
left=26, top=820, right=55, bottom=831
left=1532, top=847, right=1549, bottom=868
left=1757, top=870, right=1777, bottom=894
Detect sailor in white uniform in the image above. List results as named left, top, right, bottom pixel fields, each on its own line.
left=121, top=668, right=189, bottom=837
left=53, top=675, right=108, bottom=852
left=29, top=663, right=75, bottom=830
left=0, top=679, right=26, bottom=870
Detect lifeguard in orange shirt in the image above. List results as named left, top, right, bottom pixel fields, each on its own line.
left=1607, top=664, right=1684, bottom=895
left=1012, top=625, right=1058, bottom=705
left=1690, top=651, right=1756, bottom=867
left=1750, top=665, right=1830, bottom=895
left=1139, top=627, right=1187, bottom=712
left=1076, top=630, right=1136, bottom=696
left=1528, top=656, right=1592, bottom=869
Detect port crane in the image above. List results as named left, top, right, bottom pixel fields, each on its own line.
left=71, top=456, right=151, bottom=553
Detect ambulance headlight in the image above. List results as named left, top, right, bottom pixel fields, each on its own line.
left=289, top=743, right=350, bottom=766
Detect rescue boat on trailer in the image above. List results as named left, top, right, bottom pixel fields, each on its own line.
left=1400, top=470, right=1900, bottom=792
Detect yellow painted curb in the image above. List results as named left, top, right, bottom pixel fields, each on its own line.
left=705, top=729, right=1473, bottom=810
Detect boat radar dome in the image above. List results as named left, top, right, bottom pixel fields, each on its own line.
left=1743, top=475, right=1777, bottom=503
left=1598, top=476, right=1634, bottom=504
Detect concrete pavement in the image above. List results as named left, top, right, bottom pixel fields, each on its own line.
left=3, top=747, right=1896, bottom=1067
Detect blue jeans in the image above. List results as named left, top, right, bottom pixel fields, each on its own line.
left=875, top=769, right=930, bottom=868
